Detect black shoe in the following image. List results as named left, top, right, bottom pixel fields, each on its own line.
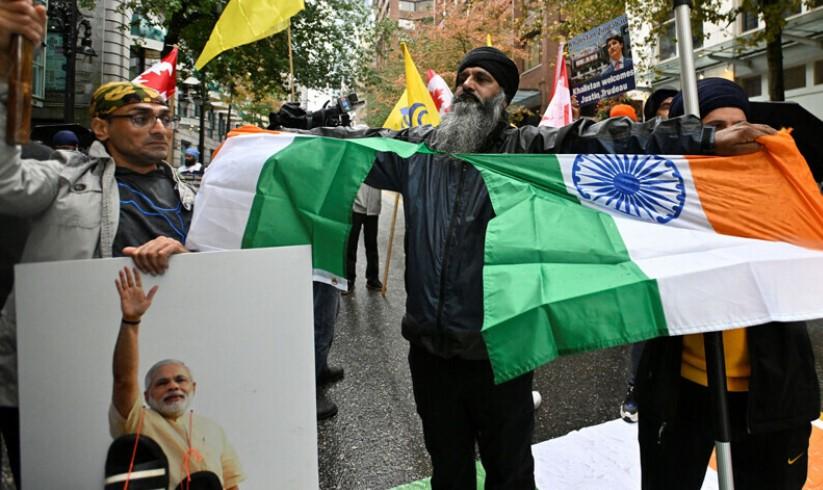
left=318, top=366, right=344, bottom=386
left=366, top=279, right=383, bottom=291
left=620, top=383, right=638, bottom=423
left=317, top=392, right=338, bottom=420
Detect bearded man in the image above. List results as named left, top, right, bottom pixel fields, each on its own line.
left=110, top=267, right=244, bottom=489
left=345, top=46, right=776, bottom=488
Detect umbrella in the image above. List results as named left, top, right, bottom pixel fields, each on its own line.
left=748, top=101, right=823, bottom=182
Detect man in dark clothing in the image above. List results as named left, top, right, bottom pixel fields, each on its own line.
left=636, top=77, right=820, bottom=490
left=358, top=48, right=775, bottom=489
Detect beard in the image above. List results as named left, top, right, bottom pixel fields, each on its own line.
left=148, top=391, right=192, bottom=418
left=428, top=91, right=507, bottom=153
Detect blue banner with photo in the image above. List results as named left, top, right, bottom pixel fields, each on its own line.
left=568, top=15, right=636, bottom=106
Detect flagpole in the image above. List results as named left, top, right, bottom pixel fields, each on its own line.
left=287, top=22, right=296, bottom=102
left=167, top=45, right=179, bottom=165
left=381, top=192, right=401, bottom=297
left=673, top=1, right=734, bottom=488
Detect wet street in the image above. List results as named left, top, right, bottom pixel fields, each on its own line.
left=316, top=192, right=823, bottom=489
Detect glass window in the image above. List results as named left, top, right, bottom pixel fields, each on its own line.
left=815, top=59, right=823, bottom=85
left=526, top=39, right=542, bottom=71
left=398, top=1, right=414, bottom=11
left=736, top=75, right=762, bottom=97
left=741, top=10, right=758, bottom=31
left=783, top=3, right=801, bottom=16
left=659, top=23, right=676, bottom=60
left=33, top=48, right=46, bottom=100
left=658, top=19, right=702, bottom=60
left=417, top=0, right=433, bottom=12
left=783, top=65, right=806, bottom=91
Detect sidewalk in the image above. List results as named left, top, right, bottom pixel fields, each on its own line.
left=394, top=415, right=823, bottom=490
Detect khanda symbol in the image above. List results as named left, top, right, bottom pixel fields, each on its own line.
left=401, top=103, right=429, bottom=128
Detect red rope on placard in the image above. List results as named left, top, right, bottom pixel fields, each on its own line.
left=181, top=410, right=203, bottom=490
left=122, top=408, right=146, bottom=490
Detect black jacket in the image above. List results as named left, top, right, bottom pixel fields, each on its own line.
left=636, top=322, right=820, bottom=433
left=361, top=115, right=714, bottom=360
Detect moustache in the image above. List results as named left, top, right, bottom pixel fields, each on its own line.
left=454, top=91, right=481, bottom=105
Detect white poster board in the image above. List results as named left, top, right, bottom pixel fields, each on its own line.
left=15, top=246, right=318, bottom=489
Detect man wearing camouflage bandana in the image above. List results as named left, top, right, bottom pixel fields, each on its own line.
left=0, top=16, right=195, bottom=482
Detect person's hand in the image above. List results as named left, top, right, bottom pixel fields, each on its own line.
left=0, top=0, right=47, bottom=67
left=713, top=122, right=777, bottom=155
left=122, top=236, right=188, bottom=275
left=571, top=95, right=580, bottom=120
left=115, top=267, right=158, bottom=322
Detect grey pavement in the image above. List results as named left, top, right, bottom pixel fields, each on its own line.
left=318, top=192, right=823, bottom=490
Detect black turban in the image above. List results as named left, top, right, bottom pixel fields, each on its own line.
left=668, top=78, right=750, bottom=119
left=456, top=47, right=520, bottom=105
left=643, top=88, right=678, bottom=121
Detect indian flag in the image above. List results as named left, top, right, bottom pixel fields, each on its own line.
left=188, top=127, right=823, bottom=382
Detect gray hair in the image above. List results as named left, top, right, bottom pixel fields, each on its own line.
left=428, top=91, right=508, bottom=154
left=144, top=359, right=193, bottom=390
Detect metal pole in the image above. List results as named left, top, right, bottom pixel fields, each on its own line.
left=673, top=4, right=734, bottom=487
left=198, top=80, right=207, bottom=164
left=63, top=0, right=78, bottom=123
left=673, top=0, right=700, bottom=117
left=704, top=332, right=735, bottom=490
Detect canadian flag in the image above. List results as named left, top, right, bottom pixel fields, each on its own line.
left=426, top=69, right=453, bottom=116
left=132, top=47, right=178, bottom=100
left=539, top=44, right=573, bottom=128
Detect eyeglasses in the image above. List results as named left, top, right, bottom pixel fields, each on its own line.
left=105, top=112, right=178, bottom=130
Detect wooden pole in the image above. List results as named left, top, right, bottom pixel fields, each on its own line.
left=5, top=34, right=34, bottom=145
left=381, top=192, right=401, bottom=297
left=287, top=22, right=296, bottom=102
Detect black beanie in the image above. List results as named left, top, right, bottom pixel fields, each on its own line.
left=668, top=78, right=750, bottom=119
left=643, top=88, right=678, bottom=121
left=456, top=47, right=520, bottom=105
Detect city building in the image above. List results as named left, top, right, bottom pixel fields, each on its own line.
left=636, top=1, right=823, bottom=118
left=512, top=3, right=562, bottom=122
left=375, top=0, right=434, bottom=29
left=30, top=0, right=238, bottom=165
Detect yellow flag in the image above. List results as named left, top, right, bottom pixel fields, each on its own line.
left=195, top=0, right=305, bottom=70
left=486, top=34, right=493, bottom=47
left=382, top=43, right=441, bottom=129
left=383, top=91, right=409, bottom=130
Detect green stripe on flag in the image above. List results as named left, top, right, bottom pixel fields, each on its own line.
left=463, top=153, right=669, bottom=383
left=241, top=136, right=429, bottom=280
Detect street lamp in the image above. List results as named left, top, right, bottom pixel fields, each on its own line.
left=182, top=76, right=209, bottom=163
left=48, top=0, right=97, bottom=123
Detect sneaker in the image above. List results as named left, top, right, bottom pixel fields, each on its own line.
left=366, top=279, right=383, bottom=291
left=620, top=383, right=638, bottom=423
left=318, top=366, right=344, bottom=386
left=532, top=390, right=542, bottom=410
left=317, top=392, right=338, bottom=420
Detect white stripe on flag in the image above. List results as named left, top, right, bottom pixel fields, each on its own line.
left=187, top=133, right=296, bottom=251
left=614, top=215, right=823, bottom=334
left=556, top=154, right=713, bottom=232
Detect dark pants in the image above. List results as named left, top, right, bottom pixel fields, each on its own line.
left=639, top=378, right=811, bottom=490
left=346, top=212, right=379, bottom=283
left=408, top=345, right=535, bottom=490
left=313, top=281, right=340, bottom=381
left=628, top=341, right=645, bottom=385
left=0, top=406, right=20, bottom=489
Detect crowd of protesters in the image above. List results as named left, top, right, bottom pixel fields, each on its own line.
left=0, top=1, right=819, bottom=489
